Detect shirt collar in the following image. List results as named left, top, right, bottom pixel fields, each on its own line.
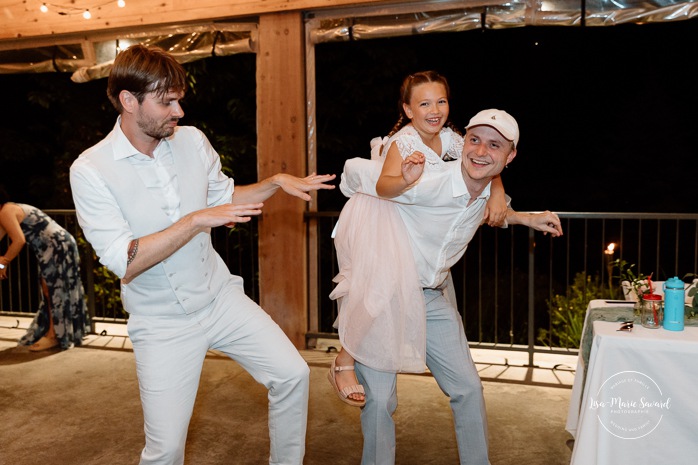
left=449, top=159, right=491, bottom=200
left=111, top=116, right=168, bottom=160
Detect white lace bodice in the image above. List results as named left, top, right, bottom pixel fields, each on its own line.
left=378, top=125, right=463, bottom=167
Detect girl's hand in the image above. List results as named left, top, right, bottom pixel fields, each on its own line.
left=483, top=201, right=508, bottom=227
left=401, top=152, right=426, bottom=185
left=484, top=175, right=507, bottom=227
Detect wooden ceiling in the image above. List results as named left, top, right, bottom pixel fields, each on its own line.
left=0, top=0, right=421, bottom=44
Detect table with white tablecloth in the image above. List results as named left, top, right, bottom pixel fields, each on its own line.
left=566, top=300, right=698, bottom=465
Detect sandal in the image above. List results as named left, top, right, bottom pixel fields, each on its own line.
left=28, top=336, right=60, bottom=352
left=327, top=358, right=366, bottom=407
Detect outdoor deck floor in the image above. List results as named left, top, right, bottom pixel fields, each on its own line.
left=0, top=316, right=576, bottom=465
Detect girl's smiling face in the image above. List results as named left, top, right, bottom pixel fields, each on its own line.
left=403, top=82, right=449, bottom=140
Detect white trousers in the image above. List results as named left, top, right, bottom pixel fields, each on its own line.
left=127, top=281, right=310, bottom=465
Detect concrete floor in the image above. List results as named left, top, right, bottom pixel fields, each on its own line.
left=0, top=316, right=575, bottom=465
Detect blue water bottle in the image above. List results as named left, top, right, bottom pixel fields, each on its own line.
left=663, top=276, right=685, bottom=331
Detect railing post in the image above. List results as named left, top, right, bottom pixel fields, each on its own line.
left=527, top=228, right=536, bottom=367
left=84, top=245, right=96, bottom=334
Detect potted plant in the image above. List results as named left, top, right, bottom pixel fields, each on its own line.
left=612, top=259, right=652, bottom=300
left=612, top=259, right=656, bottom=315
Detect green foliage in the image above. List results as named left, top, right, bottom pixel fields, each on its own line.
left=538, top=272, right=607, bottom=349
left=684, top=273, right=698, bottom=318
left=181, top=56, right=257, bottom=184
left=612, top=258, right=651, bottom=301
left=92, top=262, right=124, bottom=316
left=0, top=55, right=257, bottom=209
left=76, top=235, right=125, bottom=318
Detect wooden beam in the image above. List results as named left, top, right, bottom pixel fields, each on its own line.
left=256, top=10, right=308, bottom=348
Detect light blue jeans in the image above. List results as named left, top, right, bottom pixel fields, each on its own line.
left=355, top=288, right=490, bottom=465
left=127, top=282, right=310, bottom=465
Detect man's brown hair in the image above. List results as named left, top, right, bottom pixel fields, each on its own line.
left=106, top=45, right=187, bottom=113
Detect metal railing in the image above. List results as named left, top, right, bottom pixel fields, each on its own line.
left=307, top=212, right=698, bottom=364
left=3, top=210, right=697, bottom=363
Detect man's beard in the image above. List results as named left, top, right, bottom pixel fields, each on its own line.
left=137, top=116, right=177, bottom=140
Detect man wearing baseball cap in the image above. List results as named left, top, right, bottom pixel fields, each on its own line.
left=466, top=108, right=520, bottom=147
left=458, top=109, right=520, bottom=197
left=336, top=108, right=562, bottom=465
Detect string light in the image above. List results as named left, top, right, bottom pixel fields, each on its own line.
left=37, top=2, right=127, bottom=19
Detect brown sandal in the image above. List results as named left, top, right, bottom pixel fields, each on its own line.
left=327, top=358, right=366, bottom=407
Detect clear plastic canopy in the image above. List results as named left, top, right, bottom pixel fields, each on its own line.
left=0, top=0, right=696, bottom=80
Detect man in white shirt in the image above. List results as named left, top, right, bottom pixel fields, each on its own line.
left=70, top=44, right=335, bottom=465
left=338, top=109, right=563, bottom=465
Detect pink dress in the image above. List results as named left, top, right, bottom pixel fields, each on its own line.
left=330, top=126, right=462, bottom=373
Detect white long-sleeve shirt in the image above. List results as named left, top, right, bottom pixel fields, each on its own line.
left=70, top=120, right=233, bottom=279
left=340, top=156, right=495, bottom=289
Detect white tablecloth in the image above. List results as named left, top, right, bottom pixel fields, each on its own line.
left=567, top=316, right=698, bottom=464
left=566, top=300, right=636, bottom=437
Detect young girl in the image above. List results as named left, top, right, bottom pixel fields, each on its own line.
left=327, top=71, right=508, bottom=406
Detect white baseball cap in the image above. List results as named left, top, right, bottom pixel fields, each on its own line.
left=466, top=109, right=519, bottom=147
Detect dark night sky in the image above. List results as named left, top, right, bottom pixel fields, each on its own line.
left=315, top=19, right=698, bottom=213
left=1, top=19, right=696, bottom=214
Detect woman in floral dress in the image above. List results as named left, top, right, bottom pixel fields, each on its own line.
left=0, top=188, right=90, bottom=350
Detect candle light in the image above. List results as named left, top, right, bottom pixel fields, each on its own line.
left=605, top=243, right=616, bottom=297
left=604, top=243, right=615, bottom=255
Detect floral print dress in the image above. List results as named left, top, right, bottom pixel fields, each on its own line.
left=16, top=204, right=90, bottom=349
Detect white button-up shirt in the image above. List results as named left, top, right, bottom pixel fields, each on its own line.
left=340, top=157, right=496, bottom=289
left=70, top=119, right=234, bottom=278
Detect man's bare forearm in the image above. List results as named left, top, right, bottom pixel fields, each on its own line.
left=506, top=209, right=563, bottom=237
left=122, top=213, right=201, bottom=283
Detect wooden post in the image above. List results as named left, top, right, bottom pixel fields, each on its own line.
left=256, top=12, right=308, bottom=348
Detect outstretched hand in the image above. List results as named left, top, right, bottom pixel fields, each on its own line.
left=193, top=203, right=264, bottom=229
left=529, top=211, right=563, bottom=237
left=276, top=173, right=336, bottom=201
